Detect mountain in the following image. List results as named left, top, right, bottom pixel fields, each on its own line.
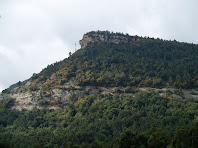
left=0, top=31, right=198, bottom=147
left=1, top=31, right=198, bottom=110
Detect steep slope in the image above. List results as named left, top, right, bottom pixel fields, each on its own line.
left=1, top=31, right=198, bottom=147
left=29, top=31, right=198, bottom=89
left=1, top=31, right=198, bottom=110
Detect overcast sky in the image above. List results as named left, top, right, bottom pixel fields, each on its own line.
left=0, top=0, right=198, bottom=92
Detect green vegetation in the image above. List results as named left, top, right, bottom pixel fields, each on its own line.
left=31, top=37, right=198, bottom=90
left=1, top=91, right=198, bottom=147
left=1, top=32, right=198, bottom=147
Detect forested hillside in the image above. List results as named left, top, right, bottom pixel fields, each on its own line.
left=1, top=91, right=198, bottom=147
left=1, top=31, right=198, bottom=147
left=30, top=32, right=198, bottom=91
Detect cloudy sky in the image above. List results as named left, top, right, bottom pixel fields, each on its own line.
left=0, top=0, right=198, bottom=91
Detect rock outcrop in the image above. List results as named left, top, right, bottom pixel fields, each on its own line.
left=79, top=31, right=141, bottom=49
left=0, top=78, right=127, bottom=111
left=1, top=76, right=198, bottom=111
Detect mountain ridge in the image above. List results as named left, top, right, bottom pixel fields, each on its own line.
left=1, top=31, right=198, bottom=147
left=79, top=31, right=142, bottom=49
left=0, top=30, right=198, bottom=110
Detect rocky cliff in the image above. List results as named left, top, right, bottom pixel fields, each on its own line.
left=79, top=31, right=141, bottom=49
left=0, top=78, right=132, bottom=110
left=1, top=75, right=198, bottom=111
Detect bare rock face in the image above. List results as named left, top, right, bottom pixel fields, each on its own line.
left=79, top=31, right=141, bottom=49
left=79, top=34, right=94, bottom=49
left=0, top=78, right=124, bottom=111
left=1, top=77, right=198, bottom=111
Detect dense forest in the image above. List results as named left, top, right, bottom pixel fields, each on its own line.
left=1, top=90, right=198, bottom=147
left=1, top=32, right=198, bottom=147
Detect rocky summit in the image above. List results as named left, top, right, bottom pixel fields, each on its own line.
left=79, top=31, right=142, bottom=49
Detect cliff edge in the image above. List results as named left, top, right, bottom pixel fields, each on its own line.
left=79, top=31, right=141, bottom=49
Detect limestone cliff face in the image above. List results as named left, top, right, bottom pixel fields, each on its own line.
left=0, top=77, right=127, bottom=111
left=1, top=78, right=197, bottom=111
left=79, top=31, right=141, bottom=49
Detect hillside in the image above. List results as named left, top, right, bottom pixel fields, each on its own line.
left=0, top=31, right=198, bottom=147
left=26, top=31, right=198, bottom=89
left=0, top=31, right=198, bottom=110
left=34, top=31, right=198, bottom=89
